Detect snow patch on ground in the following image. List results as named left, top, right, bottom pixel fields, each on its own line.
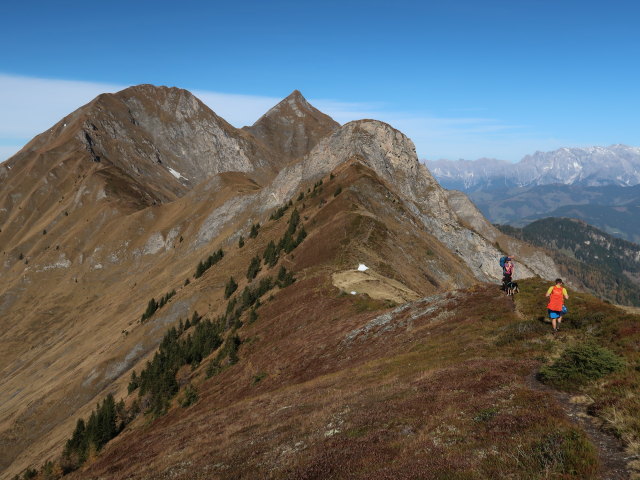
left=168, top=167, right=188, bottom=180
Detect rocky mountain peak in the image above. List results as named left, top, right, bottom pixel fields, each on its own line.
left=426, top=144, right=640, bottom=191
left=243, top=90, right=340, bottom=163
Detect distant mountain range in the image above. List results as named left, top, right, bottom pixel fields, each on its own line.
left=426, top=146, right=640, bottom=242
left=426, top=145, right=640, bottom=191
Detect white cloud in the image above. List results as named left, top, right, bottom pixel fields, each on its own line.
left=0, top=73, right=561, bottom=163
left=0, top=74, right=124, bottom=139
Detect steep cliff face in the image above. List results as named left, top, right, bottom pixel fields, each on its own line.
left=445, top=190, right=561, bottom=281
left=262, top=119, right=559, bottom=283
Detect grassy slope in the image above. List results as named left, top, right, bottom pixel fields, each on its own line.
left=515, top=278, right=640, bottom=467
left=16, top=166, right=640, bottom=480
left=69, top=274, right=640, bottom=480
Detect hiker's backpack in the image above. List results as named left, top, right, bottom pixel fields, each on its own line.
left=499, top=256, right=509, bottom=269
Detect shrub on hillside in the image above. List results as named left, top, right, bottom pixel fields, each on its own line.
left=538, top=342, right=624, bottom=389
left=249, top=223, right=260, bottom=238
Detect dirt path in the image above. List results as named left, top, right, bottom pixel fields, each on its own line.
left=526, top=368, right=632, bottom=479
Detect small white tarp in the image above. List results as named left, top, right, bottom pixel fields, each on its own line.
left=357, top=264, right=369, bottom=272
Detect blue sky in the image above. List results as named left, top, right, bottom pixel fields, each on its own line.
left=1, top=0, right=639, bottom=162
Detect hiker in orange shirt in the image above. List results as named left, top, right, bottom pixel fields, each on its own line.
left=546, top=278, right=569, bottom=333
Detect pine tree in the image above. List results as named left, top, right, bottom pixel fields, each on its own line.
left=246, top=255, right=261, bottom=280
left=224, top=277, right=238, bottom=299
left=280, top=231, right=295, bottom=253
left=141, top=298, right=158, bottom=322
left=287, top=208, right=300, bottom=235
left=194, top=261, right=206, bottom=278
left=128, top=371, right=139, bottom=393
left=295, top=226, right=307, bottom=246
left=263, top=240, right=278, bottom=267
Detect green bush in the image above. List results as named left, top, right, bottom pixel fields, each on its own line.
left=538, top=342, right=625, bottom=389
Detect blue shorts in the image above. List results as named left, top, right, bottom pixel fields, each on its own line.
left=548, top=309, right=563, bottom=319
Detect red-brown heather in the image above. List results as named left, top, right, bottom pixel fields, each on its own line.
left=0, top=86, right=638, bottom=479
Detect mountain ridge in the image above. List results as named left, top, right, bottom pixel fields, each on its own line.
left=427, top=144, right=640, bottom=191
left=0, top=84, right=600, bottom=479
